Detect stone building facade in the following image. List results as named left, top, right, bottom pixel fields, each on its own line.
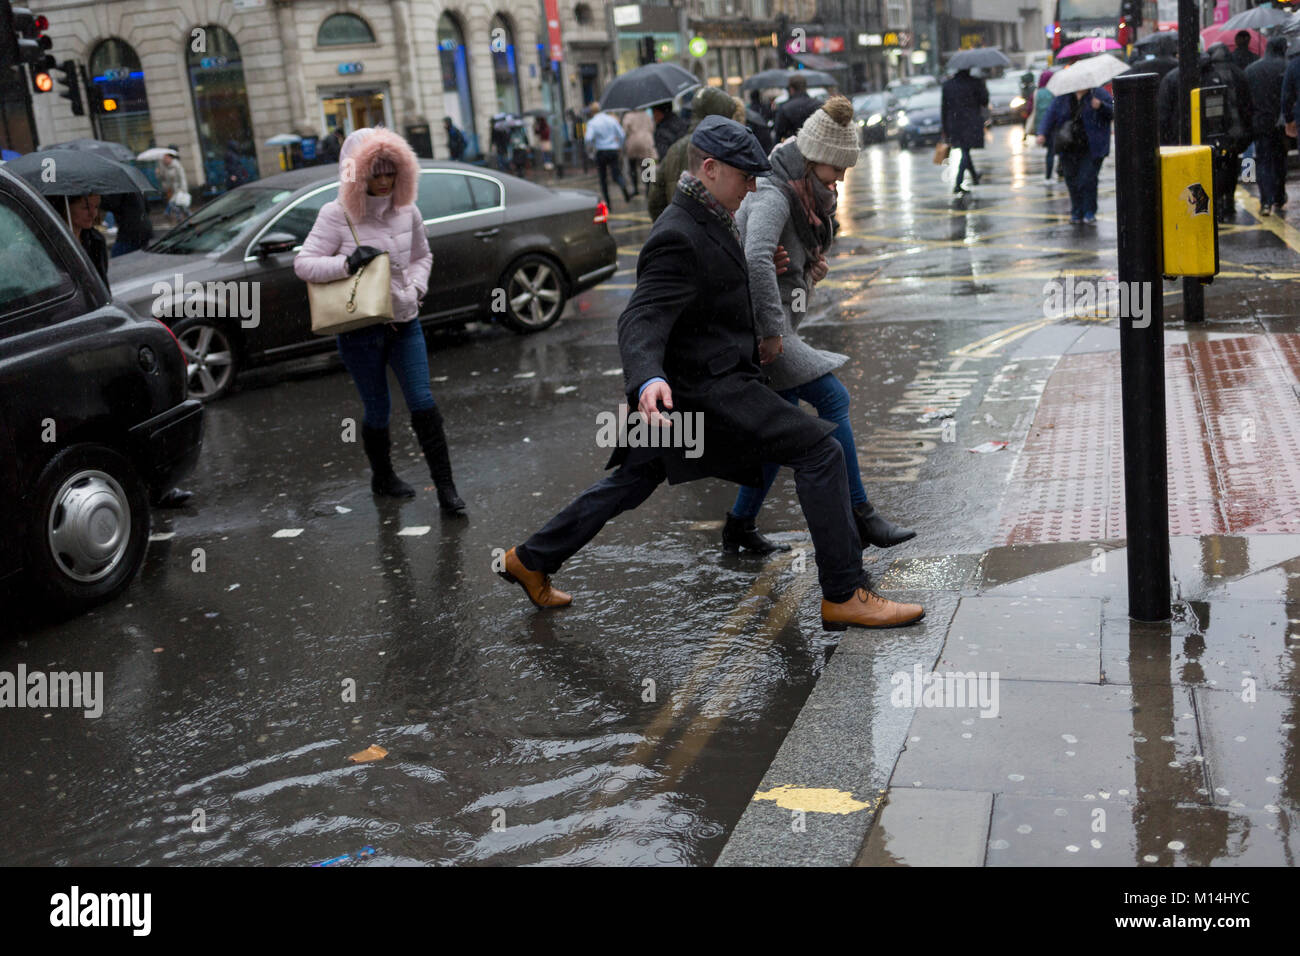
left=32, top=0, right=615, bottom=191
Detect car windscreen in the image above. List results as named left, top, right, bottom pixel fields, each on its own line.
left=150, top=186, right=294, bottom=255
left=903, top=90, right=942, bottom=110
left=856, top=95, right=885, bottom=112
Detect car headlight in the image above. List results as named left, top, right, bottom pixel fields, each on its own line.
left=1010, top=96, right=1025, bottom=110
left=857, top=118, right=865, bottom=126
left=867, top=113, right=883, bottom=126
left=896, top=112, right=909, bottom=127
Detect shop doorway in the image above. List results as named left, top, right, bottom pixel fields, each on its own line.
left=320, top=87, right=392, bottom=138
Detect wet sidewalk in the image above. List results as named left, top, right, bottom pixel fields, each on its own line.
left=719, top=278, right=1300, bottom=867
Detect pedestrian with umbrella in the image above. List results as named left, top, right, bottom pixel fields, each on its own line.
left=652, top=101, right=689, bottom=160
left=728, top=96, right=915, bottom=554
left=1247, top=35, right=1291, bottom=215
left=155, top=146, right=189, bottom=223
left=941, top=67, right=989, bottom=192
left=646, top=86, right=743, bottom=222
left=773, top=74, right=821, bottom=141
left=1041, top=54, right=1123, bottom=224
left=497, top=115, right=924, bottom=631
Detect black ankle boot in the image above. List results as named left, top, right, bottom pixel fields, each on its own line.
left=721, top=512, right=791, bottom=554
left=410, top=407, right=465, bottom=514
left=853, top=501, right=915, bottom=548
left=361, top=425, right=415, bottom=499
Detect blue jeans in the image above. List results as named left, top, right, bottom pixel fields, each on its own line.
left=732, top=372, right=869, bottom=518
left=336, top=320, right=436, bottom=428
left=1060, top=152, right=1102, bottom=219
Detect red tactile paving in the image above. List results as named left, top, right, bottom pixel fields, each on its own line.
left=998, top=333, right=1300, bottom=544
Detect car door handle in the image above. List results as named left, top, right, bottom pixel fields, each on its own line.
left=473, top=228, right=499, bottom=239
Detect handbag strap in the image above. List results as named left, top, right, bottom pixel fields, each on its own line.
left=342, top=210, right=362, bottom=249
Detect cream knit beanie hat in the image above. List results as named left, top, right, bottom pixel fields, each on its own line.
left=796, top=96, right=860, bottom=169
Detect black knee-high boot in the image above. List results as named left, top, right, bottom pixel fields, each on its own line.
left=410, top=407, right=466, bottom=514
left=361, top=425, right=415, bottom=499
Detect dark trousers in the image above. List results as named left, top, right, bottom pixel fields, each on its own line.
left=1044, top=141, right=1056, bottom=179
left=595, top=149, right=629, bottom=206
left=955, top=147, right=978, bottom=186
left=626, top=156, right=642, bottom=195
left=1214, top=150, right=1241, bottom=214
left=516, top=435, right=865, bottom=602
left=1060, top=152, right=1102, bottom=219
left=1254, top=129, right=1288, bottom=207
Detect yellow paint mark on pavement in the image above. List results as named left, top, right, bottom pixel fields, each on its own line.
left=753, top=784, right=875, bottom=814
left=1236, top=188, right=1300, bottom=257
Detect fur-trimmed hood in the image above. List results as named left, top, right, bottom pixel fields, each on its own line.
left=338, top=127, right=420, bottom=222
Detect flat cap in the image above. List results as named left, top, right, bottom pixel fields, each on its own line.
left=689, top=114, right=772, bottom=175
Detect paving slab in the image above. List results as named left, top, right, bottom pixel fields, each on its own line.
left=1102, top=600, right=1299, bottom=691
left=986, top=794, right=1300, bottom=866
left=856, top=788, right=993, bottom=866
left=1195, top=686, right=1300, bottom=813
left=941, top=596, right=1101, bottom=683
left=892, top=681, right=1207, bottom=802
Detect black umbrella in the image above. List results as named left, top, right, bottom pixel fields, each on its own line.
left=946, top=47, right=1012, bottom=71
left=741, top=67, right=837, bottom=91
left=599, top=62, right=699, bottom=111
left=45, top=137, right=137, bottom=163
left=4, top=149, right=154, bottom=197
left=1134, top=30, right=1178, bottom=49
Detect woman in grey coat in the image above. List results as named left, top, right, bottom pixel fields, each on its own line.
left=725, top=96, right=915, bottom=553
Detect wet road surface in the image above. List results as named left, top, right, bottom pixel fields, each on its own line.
left=4, top=126, right=1299, bottom=865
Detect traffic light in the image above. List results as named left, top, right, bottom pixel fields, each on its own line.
left=12, top=6, right=55, bottom=93
left=1120, top=0, right=1143, bottom=27
left=639, top=35, right=656, bottom=65
left=53, top=58, right=80, bottom=114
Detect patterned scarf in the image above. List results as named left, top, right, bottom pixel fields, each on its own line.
left=677, top=171, right=740, bottom=244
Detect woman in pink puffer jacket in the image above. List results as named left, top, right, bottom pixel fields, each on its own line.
left=295, top=127, right=464, bottom=513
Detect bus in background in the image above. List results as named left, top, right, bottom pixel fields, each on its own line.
left=1049, top=0, right=1157, bottom=56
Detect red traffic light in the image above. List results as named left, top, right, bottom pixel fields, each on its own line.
left=33, top=14, right=48, bottom=29
left=34, top=71, right=53, bottom=92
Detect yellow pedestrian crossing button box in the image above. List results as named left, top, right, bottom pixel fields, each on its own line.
left=1159, top=145, right=1218, bottom=279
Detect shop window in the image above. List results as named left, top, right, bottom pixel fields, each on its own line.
left=318, top=13, right=376, bottom=47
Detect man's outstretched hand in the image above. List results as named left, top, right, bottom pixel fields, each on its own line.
left=638, top=379, right=675, bottom=428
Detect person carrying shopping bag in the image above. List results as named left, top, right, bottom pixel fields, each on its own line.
left=726, top=96, right=915, bottom=554
left=294, top=127, right=466, bottom=514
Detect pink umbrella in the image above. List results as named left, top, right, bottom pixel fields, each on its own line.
left=1200, top=24, right=1266, bottom=56
left=1057, top=37, right=1124, bottom=59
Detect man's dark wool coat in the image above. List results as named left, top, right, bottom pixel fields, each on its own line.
left=614, top=190, right=834, bottom=486
left=941, top=71, right=989, bottom=150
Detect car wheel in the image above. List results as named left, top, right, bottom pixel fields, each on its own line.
left=498, top=254, right=567, bottom=333
left=27, top=444, right=150, bottom=613
left=172, top=317, right=240, bottom=401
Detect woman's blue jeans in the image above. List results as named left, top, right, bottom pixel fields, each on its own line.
left=336, top=320, right=437, bottom=428
left=732, top=372, right=868, bottom=518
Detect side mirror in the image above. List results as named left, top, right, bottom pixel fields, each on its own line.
left=256, top=231, right=298, bottom=257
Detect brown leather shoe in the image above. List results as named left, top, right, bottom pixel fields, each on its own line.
left=821, top=587, right=924, bottom=631
left=500, top=547, right=572, bottom=608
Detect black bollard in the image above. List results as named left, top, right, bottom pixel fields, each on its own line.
left=1113, top=72, right=1171, bottom=623
left=1179, top=0, right=1205, bottom=323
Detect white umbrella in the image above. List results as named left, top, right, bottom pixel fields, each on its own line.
left=1047, top=53, right=1129, bottom=96
left=136, top=147, right=178, bottom=161
left=264, top=133, right=302, bottom=146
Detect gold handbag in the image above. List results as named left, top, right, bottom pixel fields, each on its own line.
left=307, top=211, right=393, bottom=335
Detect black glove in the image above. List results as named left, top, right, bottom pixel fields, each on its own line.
left=345, top=245, right=382, bottom=274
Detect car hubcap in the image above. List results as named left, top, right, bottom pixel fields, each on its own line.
left=179, top=324, right=234, bottom=399
left=508, top=263, right=561, bottom=328
left=47, top=470, right=131, bottom=583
